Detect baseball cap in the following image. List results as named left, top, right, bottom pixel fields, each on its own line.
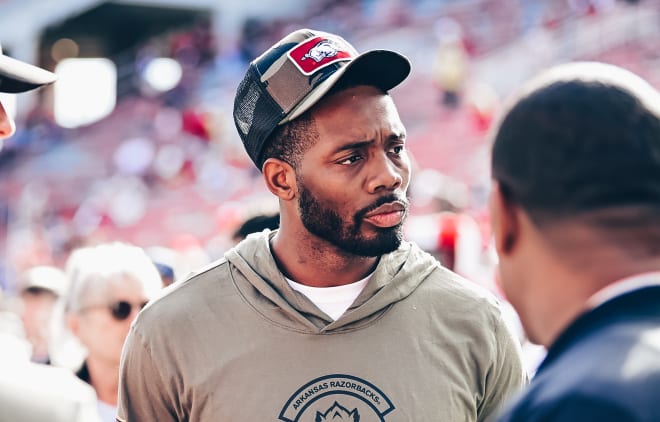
left=233, top=28, right=411, bottom=169
left=0, top=43, right=57, bottom=93
left=20, top=266, right=67, bottom=297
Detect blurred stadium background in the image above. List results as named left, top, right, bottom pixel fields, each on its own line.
left=0, top=0, right=657, bottom=290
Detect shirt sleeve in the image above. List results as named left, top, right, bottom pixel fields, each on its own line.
left=117, top=324, right=180, bottom=422
left=477, top=300, right=529, bottom=422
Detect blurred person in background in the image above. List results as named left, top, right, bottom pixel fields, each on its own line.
left=433, top=17, right=469, bottom=109
left=231, top=211, right=280, bottom=243
left=489, top=62, right=660, bottom=421
left=18, top=265, right=67, bottom=364
left=145, top=245, right=184, bottom=287
left=153, top=261, right=176, bottom=287
left=0, top=42, right=101, bottom=422
left=118, top=28, right=525, bottom=421
left=0, top=298, right=101, bottom=422
left=63, top=242, right=162, bottom=422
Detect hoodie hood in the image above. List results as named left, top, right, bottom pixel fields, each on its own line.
left=224, top=230, right=438, bottom=333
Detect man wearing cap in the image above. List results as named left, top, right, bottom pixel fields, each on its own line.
left=0, top=44, right=101, bottom=422
left=18, top=265, right=67, bottom=364
left=118, top=29, right=525, bottom=421
left=488, top=62, right=660, bottom=421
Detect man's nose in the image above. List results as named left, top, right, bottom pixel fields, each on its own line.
left=367, top=153, right=404, bottom=193
left=0, top=102, right=16, bottom=140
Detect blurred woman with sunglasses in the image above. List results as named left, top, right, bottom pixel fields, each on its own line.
left=62, top=242, right=163, bottom=422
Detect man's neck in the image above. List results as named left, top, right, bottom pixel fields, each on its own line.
left=270, top=230, right=379, bottom=287
left=530, top=246, right=660, bottom=347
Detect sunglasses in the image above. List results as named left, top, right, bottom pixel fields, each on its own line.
left=80, top=300, right=149, bottom=321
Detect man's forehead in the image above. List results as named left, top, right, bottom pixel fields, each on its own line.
left=311, top=85, right=394, bottom=116
left=322, top=103, right=403, bottom=139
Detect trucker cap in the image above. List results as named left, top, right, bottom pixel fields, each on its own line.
left=233, top=28, right=411, bottom=169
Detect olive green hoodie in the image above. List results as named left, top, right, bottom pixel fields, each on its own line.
left=118, top=230, right=525, bottom=421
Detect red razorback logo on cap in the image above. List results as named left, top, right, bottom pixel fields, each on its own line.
left=288, top=36, right=356, bottom=76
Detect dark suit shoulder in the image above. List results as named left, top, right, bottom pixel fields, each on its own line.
left=496, top=308, right=660, bottom=422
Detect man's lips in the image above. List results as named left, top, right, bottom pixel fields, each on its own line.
left=363, top=202, right=407, bottom=228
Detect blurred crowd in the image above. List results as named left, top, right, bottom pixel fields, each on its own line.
left=3, top=0, right=654, bottom=290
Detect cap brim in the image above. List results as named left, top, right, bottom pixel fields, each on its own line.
left=22, top=280, right=62, bottom=296
left=0, top=54, right=57, bottom=93
left=281, top=49, right=411, bottom=123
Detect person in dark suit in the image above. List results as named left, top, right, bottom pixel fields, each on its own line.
left=488, top=61, right=660, bottom=421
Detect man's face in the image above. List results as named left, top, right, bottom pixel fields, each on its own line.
left=71, top=276, right=152, bottom=366
left=295, top=85, right=411, bottom=257
left=19, top=289, right=58, bottom=354
left=0, top=100, right=16, bottom=140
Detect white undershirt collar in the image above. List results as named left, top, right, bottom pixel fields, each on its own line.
left=286, top=274, right=372, bottom=320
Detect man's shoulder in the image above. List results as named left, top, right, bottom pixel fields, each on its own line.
left=547, top=316, right=660, bottom=384
left=503, top=355, right=655, bottom=422
left=135, top=257, right=234, bottom=327
left=496, top=388, right=637, bottom=422
left=545, top=300, right=660, bottom=372
left=422, top=264, right=501, bottom=310
left=509, top=323, right=660, bottom=421
left=393, top=241, right=497, bottom=299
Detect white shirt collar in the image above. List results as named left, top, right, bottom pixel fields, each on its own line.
left=586, top=271, right=660, bottom=309
left=286, top=275, right=371, bottom=320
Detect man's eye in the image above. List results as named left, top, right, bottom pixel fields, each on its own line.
left=390, top=145, right=404, bottom=155
left=339, top=154, right=363, bottom=165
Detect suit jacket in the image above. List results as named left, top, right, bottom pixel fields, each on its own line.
left=494, top=284, right=660, bottom=422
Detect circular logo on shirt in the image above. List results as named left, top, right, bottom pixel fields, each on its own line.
left=279, top=374, right=395, bottom=421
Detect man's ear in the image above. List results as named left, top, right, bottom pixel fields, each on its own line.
left=262, top=158, right=297, bottom=201
left=488, top=181, right=520, bottom=256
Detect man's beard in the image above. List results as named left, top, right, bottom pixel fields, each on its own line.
left=298, top=183, right=407, bottom=257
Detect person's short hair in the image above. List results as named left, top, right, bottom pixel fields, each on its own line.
left=261, top=111, right=317, bottom=169
left=491, top=62, right=660, bottom=232
left=233, top=213, right=280, bottom=242
left=63, top=242, right=163, bottom=313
